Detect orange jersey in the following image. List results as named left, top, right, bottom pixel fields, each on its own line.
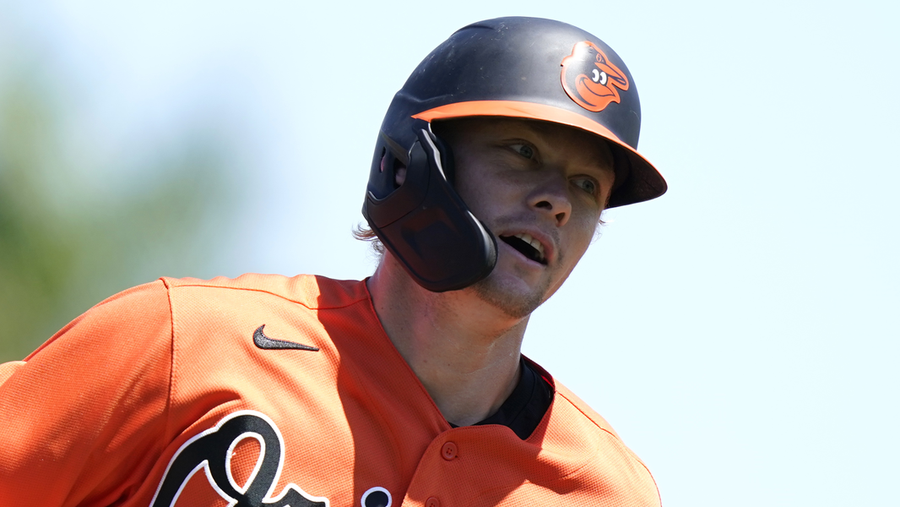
left=0, top=274, right=659, bottom=506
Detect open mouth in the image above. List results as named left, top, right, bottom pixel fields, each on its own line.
left=499, top=233, right=547, bottom=265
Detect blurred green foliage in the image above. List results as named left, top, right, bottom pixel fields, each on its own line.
left=0, top=63, right=241, bottom=362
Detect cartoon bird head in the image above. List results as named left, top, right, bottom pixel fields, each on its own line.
left=560, top=41, right=630, bottom=113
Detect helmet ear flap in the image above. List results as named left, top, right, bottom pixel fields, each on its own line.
left=437, top=138, right=455, bottom=185
left=362, top=123, right=497, bottom=292
left=372, top=122, right=455, bottom=192
left=382, top=149, right=404, bottom=190
left=407, top=123, right=455, bottom=187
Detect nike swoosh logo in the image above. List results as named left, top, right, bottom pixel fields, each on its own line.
left=253, top=325, right=319, bottom=351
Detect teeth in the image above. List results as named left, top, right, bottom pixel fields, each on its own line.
left=514, top=233, right=545, bottom=260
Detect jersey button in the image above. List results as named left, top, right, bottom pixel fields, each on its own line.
left=426, top=496, right=440, bottom=507
left=441, top=441, right=458, bottom=460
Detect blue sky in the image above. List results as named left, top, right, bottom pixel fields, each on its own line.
left=3, top=1, right=898, bottom=505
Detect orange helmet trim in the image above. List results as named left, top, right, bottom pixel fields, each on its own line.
left=411, top=100, right=624, bottom=145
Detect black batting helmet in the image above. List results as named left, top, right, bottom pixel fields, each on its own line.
left=362, top=17, right=666, bottom=292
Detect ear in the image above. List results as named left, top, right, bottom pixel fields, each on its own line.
left=394, top=164, right=407, bottom=186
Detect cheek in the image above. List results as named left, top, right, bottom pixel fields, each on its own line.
left=454, top=164, right=508, bottom=216
left=569, top=207, right=602, bottom=249
left=546, top=215, right=598, bottom=297
left=569, top=202, right=603, bottom=243
left=455, top=178, right=489, bottom=216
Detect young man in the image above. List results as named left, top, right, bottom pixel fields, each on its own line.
left=0, top=17, right=666, bottom=507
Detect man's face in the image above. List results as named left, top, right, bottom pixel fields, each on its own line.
left=435, top=117, right=616, bottom=318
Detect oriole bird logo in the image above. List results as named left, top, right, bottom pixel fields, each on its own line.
left=560, top=41, right=630, bottom=113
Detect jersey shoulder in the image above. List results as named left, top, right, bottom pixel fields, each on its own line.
left=553, top=381, right=622, bottom=439
left=526, top=361, right=661, bottom=506
left=525, top=358, right=621, bottom=439
left=160, top=273, right=369, bottom=310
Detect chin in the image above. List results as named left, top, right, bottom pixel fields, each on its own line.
left=470, top=272, right=551, bottom=320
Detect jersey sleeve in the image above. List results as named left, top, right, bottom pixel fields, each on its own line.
left=0, top=280, right=175, bottom=506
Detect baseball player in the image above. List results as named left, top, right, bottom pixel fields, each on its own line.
left=0, top=17, right=666, bottom=507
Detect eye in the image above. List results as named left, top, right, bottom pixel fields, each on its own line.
left=572, top=177, right=598, bottom=196
left=509, top=143, right=536, bottom=160
left=591, top=69, right=608, bottom=85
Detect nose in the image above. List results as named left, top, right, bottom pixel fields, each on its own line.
left=529, top=173, right=572, bottom=227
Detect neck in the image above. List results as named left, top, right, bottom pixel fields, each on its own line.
left=367, top=254, right=528, bottom=426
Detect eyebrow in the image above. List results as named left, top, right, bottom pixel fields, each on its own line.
left=517, top=119, right=555, bottom=137
left=490, top=118, right=616, bottom=171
